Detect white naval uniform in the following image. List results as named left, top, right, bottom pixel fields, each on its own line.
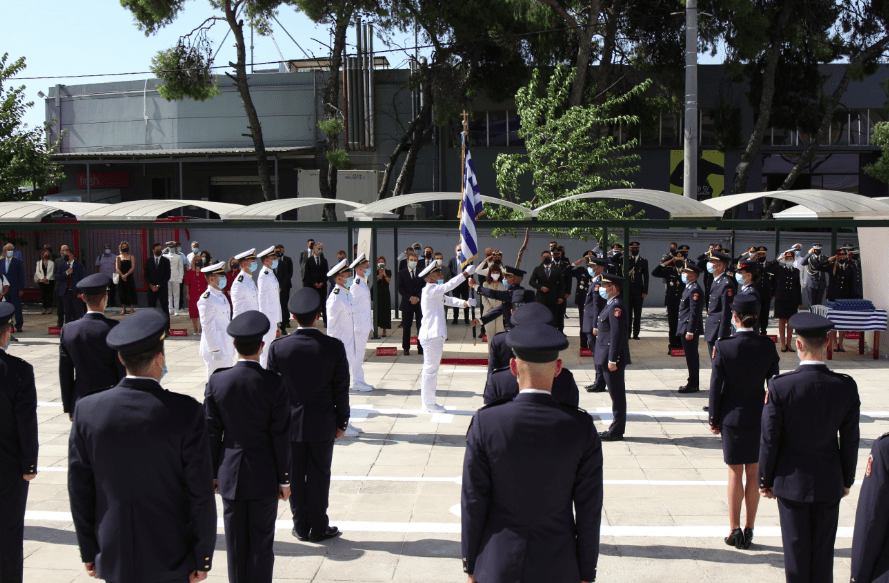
left=257, top=266, right=282, bottom=368
left=166, top=250, right=185, bottom=315
left=418, top=272, right=470, bottom=408
left=349, top=276, right=373, bottom=387
left=230, top=270, right=258, bottom=318
left=197, top=285, right=235, bottom=378
left=326, top=284, right=357, bottom=382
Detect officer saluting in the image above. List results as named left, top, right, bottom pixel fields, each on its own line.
left=595, top=273, right=631, bottom=441
left=626, top=241, right=649, bottom=340
left=204, top=311, right=291, bottom=583
left=198, top=261, right=235, bottom=378
left=652, top=249, right=686, bottom=353
left=256, top=246, right=282, bottom=368
left=68, top=309, right=217, bottom=583
left=231, top=248, right=259, bottom=318
left=676, top=263, right=704, bottom=393
left=267, top=288, right=350, bottom=543
left=705, top=251, right=737, bottom=358
left=851, top=432, right=889, bottom=582
left=0, top=303, right=37, bottom=583
left=59, top=274, right=125, bottom=420
left=462, top=323, right=602, bottom=583
left=759, top=312, right=860, bottom=583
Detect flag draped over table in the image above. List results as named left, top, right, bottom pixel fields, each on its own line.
left=459, top=144, right=483, bottom=268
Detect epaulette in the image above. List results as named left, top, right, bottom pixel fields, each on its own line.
left=201, top=291, right=210, bottom=299
left=333, top=287, right=340, bottom=294
left=237, top=275, right=244, bottom=282
left=877, top=432, right=889, bottom=441
left=0, top=351, right=28, bottom=365
left=770, top=369, right=801, bottom=381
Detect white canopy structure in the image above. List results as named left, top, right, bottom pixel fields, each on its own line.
left=346, top=192, right=532, bottom=218
left=775, top=196, right=889, bottom=219
left=702, top=190, right=889, bottom=219
left=0, top=201, right=109, bottom=223
left=222, top=197, right=364, bottom=221
left=78, top=200, right=244, bottom=222
left=531, top=189, right=722, bottom=219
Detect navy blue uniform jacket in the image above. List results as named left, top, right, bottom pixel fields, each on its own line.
left=708, top=332, right=780, bottom=427
left=0, top=348, right=38, bottom=478
left=204, top=360, right=292, bottom=500
left=486, top=331, right=512, bottom=379
left=582, top=275, right=607, bottom=335
left=851, top=433, right=889, bottom=583
left=59, top=312, right=126, bottom=414
left=594, top=297, right=631, bottom=367
left=676, top=280, right=704, bottom=336
left=461, top=392, right=602, bottom=582
left=68, top=377, right=217, bottom=582
left=758, top=364, right=860, bottom=502
left=267, top=327, right=350, bottom=441
left=483, top=368, right=579, bottom=408
left=705, top=274, right=737, bottom=342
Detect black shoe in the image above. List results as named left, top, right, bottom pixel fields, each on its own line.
left=464, top=318, right=470, bottom=324
left=292, top=527, right=309, bottom=541
left=452, top=319, right=458, bottom=325
left=585, top=384, right=607, bottom=393
left=310, top=526, right=342, bottom=542
left=403, top=349, right=410, bottom=355
left=418, top=348, right=424, bottom=355
left=725, top=528, right=744, bottom=549
left=632, top=336, right=640, bottom=340
left=599, top=431, right=624, bottom=442
left=9, top=335, right=18, bottom=342
left=702, top=406, right=709, bottom=412
left=678, top=385, right=700, bottom=393
left=742, top=528, right=753, bottom=549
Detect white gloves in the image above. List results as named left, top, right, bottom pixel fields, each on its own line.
left=466, top=298, right=477, bottom=307
left=463, top=264, right=476, bottom=276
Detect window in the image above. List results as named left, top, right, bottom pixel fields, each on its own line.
left=761, top=152, right=860, bottom=194
left=451, top=111, right=525, bottom=148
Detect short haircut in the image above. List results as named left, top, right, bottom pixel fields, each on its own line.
left=407, top=251, right=418, bottom=258
left=733, top=311, right=758, bottom=329
left=541, top=250, right=551, bottom=256
left=120, top=342, right=164, bottom=376
left=307, top=238, right=314, bottom=243
left=276, top=244, right=284, bottom=249
left=152, top=242, right=162, bottom=250
left=234, top=338, right=262, bottom=357
left=799, top=335, right=828, bottom=352
left=434, top=252, right=443, bottom=258
left=294, top=310, right=319, bottom=327
left=338, top=250, right=346, bottom=256
left=425, top=246, right=433, bottom=252
left=83, top=292, right=106, bottom=307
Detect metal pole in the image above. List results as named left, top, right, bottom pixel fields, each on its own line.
left=623, top=226, right=630, bottom=304
left=393, top=227, right=399, bottom=319
left=683, top=0, right=698, bottom=200
left=831, top=227, right=838, bottom=255
left=274, top=156, right=279, bottom=199
left=86, top=162, right=91, bottom=202
left=774, top=226, right=781, bottom=255
left=179, top=160, right=184, bottom=216
left=347, top=218, right=353, bottom=262
left=372, top=226, right=379, bottom=339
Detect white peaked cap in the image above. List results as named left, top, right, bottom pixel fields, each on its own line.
left=201, top=261, right=226, bottom=274
left=349, top=254, right=367, bottom=270
left=419, top=261, right=441, bottom=278
left=257, top=246, right=276, bottom=259
left=327, top=258, right=350, bottom=278
left=234, top=248, right=256, bottom=260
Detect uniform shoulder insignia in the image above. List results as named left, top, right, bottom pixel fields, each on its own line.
left=202, top=291, right=210, bottom=299
left=771, top=369, right=801, bottom=381
left=479, top=397, right=513, bottom=410
left=692, top=293, right=699, bottom=301
left=877, top=432, right=889, bottom=441
left=613, top=307, right=622, bottom=317
left=333, top=287, right=340, bottom=295
left=727, top=289, right=734, bottom=296
left=237, top=275, right=244, bottom=282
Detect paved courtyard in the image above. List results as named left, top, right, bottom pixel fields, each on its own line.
left=9, top=306, right=889, bottom=582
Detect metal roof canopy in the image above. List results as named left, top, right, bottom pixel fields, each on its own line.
left=78, top=200, right=244, bottom=222
left=346, top=192, right=533, bottom=218
left=223, top=198, right=364, bottom=221
left=775, top=196, right=889, bottom=219
left=0, top=201, right=110, bottom=223
left=531, top=189, right=722, bottom=218
left=702, top=190, right=889, bottom=218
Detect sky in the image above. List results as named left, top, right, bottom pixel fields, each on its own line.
left=3, top=1, right=722, bottom=135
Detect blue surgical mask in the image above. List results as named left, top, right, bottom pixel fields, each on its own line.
left=193, top=248, right=200, bottom=254
left=586, top=267, right=596, bottom=277
left=176, top=247, right=182, bottom=253
left=735, top=273, right=745, bottom=284
left=408, top=261, right=417, bottom=269
left=271, top=260, right=279, bottom=269
left=706, top=263, right=716, bottom=274
left=160, top=360, right=168, bottom=382
left=437, top=279, right=444, bottom=285
left=218, top=276, right=227, bottom=289
left=681, top=273, right=689, bottom=284
left=797, top=346, right=802, bottom=361
left=598, top=288, right=609, bottom=300
left=5, top=251, right=12, bottom=258
left=104, top=249, right=111, bottom=255
left=345, top=277, right=355, bottom=288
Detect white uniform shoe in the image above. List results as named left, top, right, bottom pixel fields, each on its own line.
left=351, top=383, right=373, bottom=392
left=421, top=403, right=446, bottom=413
left=344, top=422, right=363, bottom=437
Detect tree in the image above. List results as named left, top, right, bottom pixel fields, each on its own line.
left=488, top=65, right=647, bottom=247
left=863, top=121, right=889, bottom=183
left=0, top=54, right=65, bottom=202
left=120, top=0, right=282, bottom=201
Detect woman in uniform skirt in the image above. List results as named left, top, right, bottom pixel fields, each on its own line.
left=766, top=251, right=803, bottom=352
left=708, top=295, right=780, bottom=550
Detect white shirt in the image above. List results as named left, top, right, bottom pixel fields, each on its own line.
left=419, top=272, right=469, bottom=340
left=230, top=270, right=258, bottom=318
left=735, top=327, right=755, bottom=333
left=799, top=360, right=825, bottom=366
left=257, top=267, right=282, bottom=325
left=349, top=276, right=373, bottom=334
left=326, top=284, right=355, bottom=348
left=198, top=286, right=234, bottom=358
left=519, top=389, right=551, bottom=395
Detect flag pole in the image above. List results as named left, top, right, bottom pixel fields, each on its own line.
left=460, top=111, right=477, bottom=346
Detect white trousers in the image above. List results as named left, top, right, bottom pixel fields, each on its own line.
left=352, top=329, right=370, bottom=385
left=259, top=326, right=278, bottom=368
left=204, top=352, right=232, bottom=380
left=419, top=337, right=445, bottom=406
left=168, top=283, right=181, bottom=314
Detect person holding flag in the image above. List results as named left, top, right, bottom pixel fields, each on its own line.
left=459, top=119, right=484, bottom=341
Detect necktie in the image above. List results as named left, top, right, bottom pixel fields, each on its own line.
left=545, top=267, right=551, bottom=278
left=67, top=263, right=72, bottom=289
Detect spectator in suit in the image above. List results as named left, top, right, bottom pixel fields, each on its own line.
left=433, top=252, right=450, bottom=280
left=145, top=242, right=171, bottom=317
left=397, top=245, right=423, bottom=272
left=299, top=238, right=315, bottom=285
left=447, top=244, right=470, bottom=324
left=56, top=249, right=86, bottom=324
left=398, top=251, right=425, bottom=356
left=275, top=244, right=294, bottom=335
left=53, top=244, right=70, bottom=325
left=529, top=250, right=566, bottom=331
left=302, top=242, right=329, bottom=325
left=1, top=244, right=25, bottom=332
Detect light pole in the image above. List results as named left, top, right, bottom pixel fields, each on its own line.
left=683, top=0, right=698, bottom=200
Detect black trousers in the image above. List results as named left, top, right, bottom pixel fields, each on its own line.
left=628, top=293, right=644, bottom=338
left=279, top=287, right=292, bottom=330
left=758, top=297, right=771, bottom=334
left=39, top=281, right=54, bottom=310
left=61, top=289, right=83, bottom=324
left=106, top=281, right=117, bottom=305
left=0, top=477, right=29, bottom=583
left=402, top=304, right=422, bottom=350
left=681, top=334, right=700, bottom=387
left=451, top=286, right=469, bottom=322
left=777, top=497, right=841, bottom=583
left=586, top=333, right=605, bottom=388
left=666, top=299, right=681, bottom=348
left=806, top=287, right=825, bottom=308
left=546, top=301, right=565, bottom=332
left=603, top=366, right=626, bottom=436
left=222, top=497, right=278, bottom=583
left=147, top=284, right=169, bottom=316
left=290, top=439, right=335, bottom=537
left=578, top=305, right=587, bottom=348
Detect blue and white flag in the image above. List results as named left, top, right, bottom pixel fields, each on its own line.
left=459, top=144, right=484, bottom=268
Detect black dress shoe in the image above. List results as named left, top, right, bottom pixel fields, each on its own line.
left=702, top=406, right=708, bottom=411
left=725, top=528, right=744, bottom=549
left=292, top=527, right=309, bottom=541
left=418, top=348, right=424, bottom=355
left=742, top=528, right=753, bottom=549
left=599, top=431, right=624, bottom=442
left=632, top=335, right=640, bottom=340
left=678, top=385, right=700, bottom=393
left=310, top=526, right=342, bottom=542
left=403, top=349, right=410, bottom=355
left=585, top=384, right=607, bottom=393
left=452, top=319, right=458, bottom=325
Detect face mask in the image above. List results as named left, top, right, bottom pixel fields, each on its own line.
left=193, top=248, right=200, bottom=254
left=104, top=249, right=111, bottom=255
left=378, top=263, right=386, bottom=269
left=64, top=253, right=70, bottom=261
left=121, top=247, right=129, bottom=253
left=5, top=251, right=12, bottom=258
left=218, top=276, right=227, bottom=289
left=414, top=248, right=422, bottom=255
left=794, top=250, right=801, bottom=256
left=543, top=257, right=552, bottom=265
left=176, top=247, right=182, bottom=253
left=587, top=267, right=596, bottom=277
left=154, top=250, right=162, bottom=257
left=493, top=259, right=502, bottom=265
left=231, top=262, right=239, bottom=270
left=784, top=259, right=793, bottom=265
left=436, top=259, right=442, bottom=266
left=706, top=263, right=716, bottom=274
left=631, top=250, right=639, bottom=256
left=408, top=261, right=417, bottom=269
left=345, top=277, right=355, bottom=288
left=271, top=260, right=279, bottom=269
left=598, top=287, right=610, bottom=300
left=160, top=363, right=168, bottom=382
left=315, top=250, right=322, bottom=256
left=491, top=273, right=501, bottom=281
left=425, top=252, right=432, bottom=260
left=437, top=279, right=444, bottom=285
left=681, top=273, right=689, bottom=284
left=735, top=273, right=746, bottom=284
left=813, top=250, right=821, bottom=255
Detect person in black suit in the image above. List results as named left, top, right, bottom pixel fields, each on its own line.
left=708, top=295, right=781, bottom=550
left=68, top=309, right=217, bottom=583
left=851, top=432, right=889, bottom=583
left=759, top=312, right=859, bottom=583
left=0, top=303, right=38, bottom=583
left=298, top=238, right=316, bottom=284
left=462, top=323, right=601, bottom=583
left=677, top=264, right=705, bottom=393
left=274, top=244, right=294, bottom=334
left=529, top=250, right=566, bottom=331
left=59, top=274, right=126, bottom=420
left=267, top=288, right=350, bottom=543
left=398, top=252, right=425, bottom=356
left=56, top=250, right=86, bottom=324
left=626, top=241, right=649, bottom=340
left=563, top=251, right=595, bottom=348
left=205, top=311, right=292, bottom=583
left=595, top=273, right=631, bottom=441
left=448, top=244, right=470, bottom=324
left=553, top=246, right=572, bottom=323
left=470, top=267, right=529, bottom=335
left=0, top=244, right=25, bottom=332
left=302, top=242, right=329, bottom=325
left=145, top=242, right=171, bottom=317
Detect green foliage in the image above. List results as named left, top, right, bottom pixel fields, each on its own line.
left=863, top=122, right=889, bottom=183
left=317, top=118, right=344, bottom=136
left=119, top=0, right=187, bottom=35
left=0, top=54, right=65, bottom=202
left=325, top=149, right=351, bottom=170
left=151, top=37, right=220, bottom=101
left=712, top=102, right=743, bottom=152
left=488, top=65, right=647, bottom=242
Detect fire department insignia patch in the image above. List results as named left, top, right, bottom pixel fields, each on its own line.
left=866, top=454, right=874, bottom=478
left=727, top=289, right=734, bottom=297
left=614, top=308, right=622, bottom=317
left=764, top=389, right=770, bottom=405
left=693, top=294, right=700, bottom=301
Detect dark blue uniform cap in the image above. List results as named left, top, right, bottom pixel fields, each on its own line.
left=681, top=262, right=702, bottom=273
left=588, top=257, right=611, bottom=267
left=600, top=273, right=626, bottom=285
left=737, top=260, right=759, bottom=272
left=288, top=287, right=321, bottom=316
left=0, top=303, right=14, bottom=327
left=227, top=310, right=270, bottom=341
left=511, top=302, right=554, bottom=326
left=730, top=294, right=759, bottom=314
left=106, top=308, right=169, bottom=356
left=789, top=312, right=835, bottom=338
left=708, top=250, right=732, bottom=263
left=503, top=266, right=526, bottom=277
left=506, top=323, right=569, bottom=363
left=77, top=273, right=112, bottom=295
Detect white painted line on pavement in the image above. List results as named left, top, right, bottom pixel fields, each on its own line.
left=38, top=402, right=63, bottom=407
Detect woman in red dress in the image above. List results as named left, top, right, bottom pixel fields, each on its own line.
left=184, top=257, right=208, bottom=334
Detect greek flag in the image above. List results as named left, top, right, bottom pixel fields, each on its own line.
left=459, top=144, right=483, bottom=268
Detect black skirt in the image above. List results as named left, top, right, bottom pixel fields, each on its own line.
left=722, top=424, right=760, bottom=465
left=774, top=299, right=799, bottom=319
